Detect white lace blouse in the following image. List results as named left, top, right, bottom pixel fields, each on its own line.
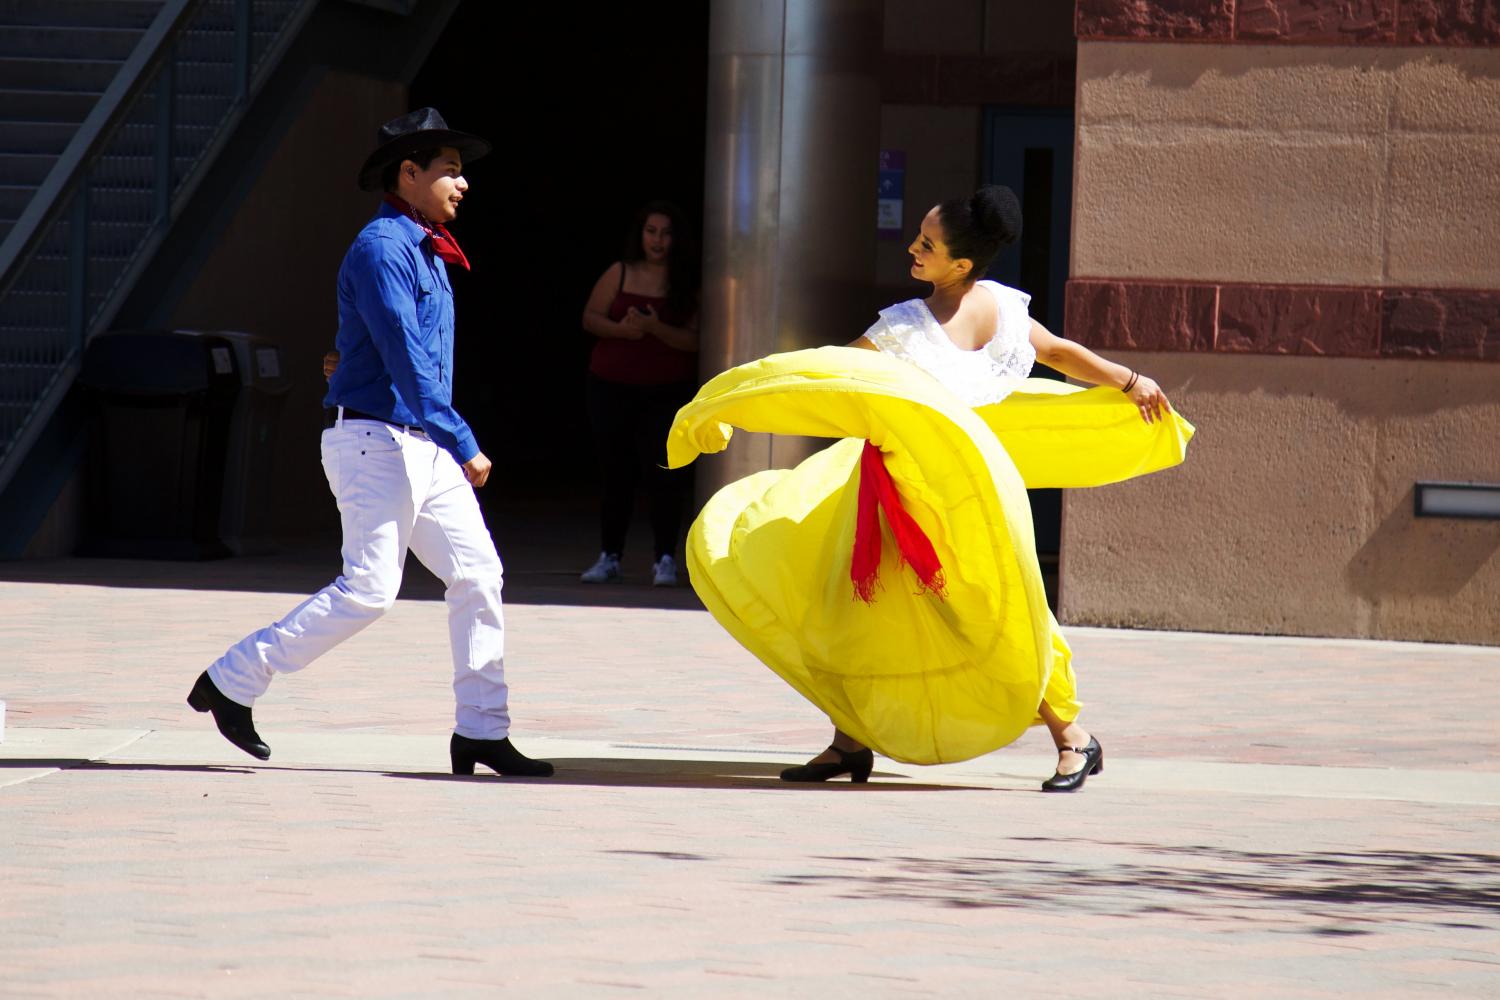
left=861, top=280, right=1037, bottom=406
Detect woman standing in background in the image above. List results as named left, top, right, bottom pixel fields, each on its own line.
left=579, top=201, right=700, bottom=587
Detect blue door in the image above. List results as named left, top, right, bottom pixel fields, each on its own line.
left=983, top=109, right=1074, bottom=564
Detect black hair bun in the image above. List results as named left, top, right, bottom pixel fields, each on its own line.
left=970, top=185, right=1022, bottom=247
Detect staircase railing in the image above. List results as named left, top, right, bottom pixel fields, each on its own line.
left=0, top=0, right=317, bottom=495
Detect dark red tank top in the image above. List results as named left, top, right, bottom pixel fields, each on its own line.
left=588, top=267, right=698, bottom=385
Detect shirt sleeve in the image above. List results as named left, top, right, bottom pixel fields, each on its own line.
left=350, top=237, right=480, bottom=464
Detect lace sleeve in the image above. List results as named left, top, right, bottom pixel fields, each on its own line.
left=980, top=282, right=1037, bottom=379
left=862, top=302, right=929, bottom=358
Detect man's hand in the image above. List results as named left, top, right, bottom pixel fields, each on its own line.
left=462, top=452, right=492, bottom=488
left=323, top=350, right=340, bottom=380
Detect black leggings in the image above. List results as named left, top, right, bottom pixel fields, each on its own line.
left=585, top=374, right=695, bottom=560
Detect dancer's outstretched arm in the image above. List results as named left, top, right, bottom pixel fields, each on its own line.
left=1028, top=321, right=1171, bottom=424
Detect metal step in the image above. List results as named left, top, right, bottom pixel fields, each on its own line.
left=0, top=184, right=39, bottom=217
left=0, top=371, right=64, bottom=412
left=0, top=89, right=102, bottom=122
left=5, top=251, right=134, bottom=292
left=1, top=220, right=162, bottom=265
left=0, top=27, right=147, bottom=61
left=0, top=57, right=123, bottom=91
left=2, top=288, right=73, bottom=328
left=0, top=121, right=78, bottom=155
left=0, top=1, right=166, bottom=30
left=0, top=328, right=74, bottom=365
left=0, top=152, right=57, bottom=185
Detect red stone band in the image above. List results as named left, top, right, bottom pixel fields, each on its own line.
left=1065, top=279, right=1500, bottom=361
left=1076, top=1, right=1500, bottom=47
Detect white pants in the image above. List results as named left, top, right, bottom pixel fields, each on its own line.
left=208, top=418, right=511, bottom=740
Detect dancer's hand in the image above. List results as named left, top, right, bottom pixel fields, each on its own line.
left=1127, top=375, right=1170, bottom=425
left=462, top=452, right=492, bottom=488
left=323, top=350, right=340, bottom=380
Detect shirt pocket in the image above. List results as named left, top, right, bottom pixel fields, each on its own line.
left=415, top=278, right=437, bottom=329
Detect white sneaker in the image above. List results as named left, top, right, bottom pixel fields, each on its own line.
left=652, top=554, right=678, bottom=587
left=580, top=552, right=622, bottom=583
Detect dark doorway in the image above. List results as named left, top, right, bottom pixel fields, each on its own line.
left=984, top=108, right=1074, bottom=559
left=409, top=2, right=710, bottom=508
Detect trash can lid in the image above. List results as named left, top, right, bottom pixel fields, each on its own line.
left=80, top=330, right=239, bottom=395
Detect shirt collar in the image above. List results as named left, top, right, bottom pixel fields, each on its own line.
left=377, top=199, right=430, bottom=246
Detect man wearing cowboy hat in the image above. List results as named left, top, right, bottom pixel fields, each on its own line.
left=187, top=108, right=553, bottom=779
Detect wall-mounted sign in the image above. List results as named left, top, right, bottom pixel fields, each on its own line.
left=878, top=150, right=905, bottom=239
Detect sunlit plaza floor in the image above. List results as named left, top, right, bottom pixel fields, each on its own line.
left=2, top=520, right=1498, bottom=997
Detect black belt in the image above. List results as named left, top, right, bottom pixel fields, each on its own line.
left=325, top=407, right=426, bottom=436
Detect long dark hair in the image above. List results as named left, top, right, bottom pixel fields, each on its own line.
left=622, top=199, right=699, bottom=317
left=936, top=185, right=1022, bottom=280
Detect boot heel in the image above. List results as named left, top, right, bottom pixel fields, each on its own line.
left=449, top=733, right=553, bottom=777
left=184, top=671, right=270, bottom=760
left=1041, top=736, right=1103, bottom=793
left=781, top=746, right=874, bottom=783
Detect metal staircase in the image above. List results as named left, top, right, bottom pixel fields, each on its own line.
left=0, top=0, right=315, bottom=498
left=0, top=2, right=170, bottom=247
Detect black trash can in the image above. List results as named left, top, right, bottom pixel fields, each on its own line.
left=214, top=331, right=291, bottom=555
left=78, top=330, right=241, bottom=559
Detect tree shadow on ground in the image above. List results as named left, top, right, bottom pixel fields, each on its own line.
left=766, top=838, right=1500, bottom=934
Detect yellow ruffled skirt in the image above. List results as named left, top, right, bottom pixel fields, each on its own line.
left=667, top=347, right=1194, bottom=765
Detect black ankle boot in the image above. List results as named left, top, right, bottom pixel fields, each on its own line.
left=186, top=671, right=270, bottom=760
left=1041, top=736, right=1102, bottom=792
left=450, top=733, right=554, bottom=777
left=780, top=746, right=874, bottom=784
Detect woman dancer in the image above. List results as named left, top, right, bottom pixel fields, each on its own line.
left=666, top=186, right=1192, bottom=791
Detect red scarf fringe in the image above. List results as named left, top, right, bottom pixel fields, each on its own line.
left=851, top=440, right=946, bottom=603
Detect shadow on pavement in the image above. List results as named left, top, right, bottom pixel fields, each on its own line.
left=385, top=758, right=997, bottom=792
left=0, top=544, right=707, bottom=611
left=28, top=757, right=992, bottom=792
left=1, top=760, right=256, bottom=775
left=0, top=494, right=708, bottom=610
left=766, top=839, right=1500, bottom=932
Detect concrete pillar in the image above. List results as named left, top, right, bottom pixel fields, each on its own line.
left=698, top=0, right=883, bottom=496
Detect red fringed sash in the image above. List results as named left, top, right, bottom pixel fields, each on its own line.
left=851, top=440, right=946, bottom=603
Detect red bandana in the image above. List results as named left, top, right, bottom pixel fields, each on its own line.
left=383, top=193, right=471, bottom=271
left=850, top=440, right=946, bottom=604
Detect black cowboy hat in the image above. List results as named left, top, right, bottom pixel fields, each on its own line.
left=357, top=107, right=492, bottom=192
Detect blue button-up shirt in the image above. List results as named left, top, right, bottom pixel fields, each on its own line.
left=324, top=202, right=479, bottom=464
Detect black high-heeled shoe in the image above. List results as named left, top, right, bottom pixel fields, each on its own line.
left=186, top=671, right=270, bottom=760
left=450, top=733, right=554, bottom=777
left=1040, top=736, right=1102, bottom=792
left=780, top=746, right=874, bottom=784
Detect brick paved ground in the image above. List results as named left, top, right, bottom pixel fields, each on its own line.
left=2, top=541, right=1498, bottom=998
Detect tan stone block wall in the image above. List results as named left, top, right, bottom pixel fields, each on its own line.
left=1059, top=353, right=1500, bottom=644
left=1075, top=42, right=1500, bottom=288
